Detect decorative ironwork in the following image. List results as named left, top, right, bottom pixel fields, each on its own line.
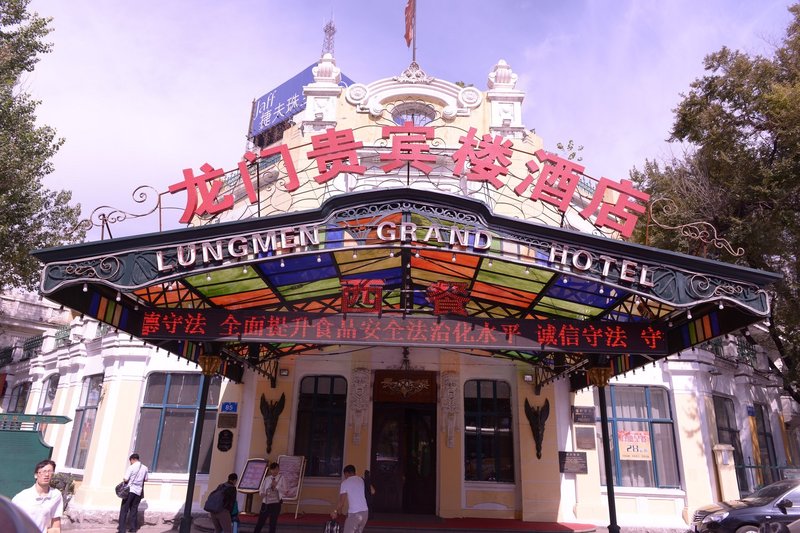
left=649, top=198, right=745, bottom=257
left=586, top=366, right=614, bottom=387
left=380, top=376, right=430, bottom=398
left=393, top=61, right=434, bottom=84
left=524, top=398, right=550, bottom=459
left=70, top=185, right=162, bottom=238
left=260, top=392, right=285, bottom=455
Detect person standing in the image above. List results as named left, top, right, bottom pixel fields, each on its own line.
left=11, top=459, right=64, bottom=533
left=118, top=453, right=148, bottom=533
left=253, top=462, right=286, bottom=533
left=208, top=473, right=238, bottom=533
left=330, top=464, right=368, bottom=533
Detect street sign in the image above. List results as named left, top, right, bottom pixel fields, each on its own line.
left=221, top=402, right=238, bottom=413
left=0, top=414, right=71, bottom=424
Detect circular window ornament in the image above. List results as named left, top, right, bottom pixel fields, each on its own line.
left=391, top=102, right=436, bottom=126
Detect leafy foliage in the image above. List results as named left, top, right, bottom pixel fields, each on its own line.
left=49, top=471, right=75, bottom=510
left=631, top=4, right=800, bottom=400
left=0, top=0, right=83, bottom=290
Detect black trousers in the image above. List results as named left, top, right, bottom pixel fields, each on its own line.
left=252, top=502, right=281, bottom=533
left=118, top=492, right=143, bottom=532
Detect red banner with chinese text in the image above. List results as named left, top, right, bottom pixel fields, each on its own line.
left=137, top=309, right=668, bottom=355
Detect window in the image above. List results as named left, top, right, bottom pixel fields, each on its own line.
left=754, top=403, right=779, bottom=486
left=5, top=382, right=31, bottom=413
left=37, top=374, right=60, bottom=435
left=714, top=395, right=748, bottom=492
left=66, top=374, right=104, bottom=469
left=134, top=373, right=221, bottom=474
left=37, top=375, right=60, bottom=415
left=391, top=102, right=435, bottom=127
left=598, top=386, right=680, bottom=488
left=294, top=375, right=347, bottom=477
left=464, top=379, right=514, bottom=482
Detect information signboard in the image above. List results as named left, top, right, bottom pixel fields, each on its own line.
left=277, top=455, right=306, bottom=519
left=238, top=458, right=269, bottom=493
left=558, top=451, right=588, bottom=474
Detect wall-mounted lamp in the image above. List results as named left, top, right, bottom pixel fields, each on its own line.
left=279, top=369, right=290, bottom=377
left=523, top=374, right=533, bottom=383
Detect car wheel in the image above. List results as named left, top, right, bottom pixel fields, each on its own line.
left=736, top=526, right=760, bottom=533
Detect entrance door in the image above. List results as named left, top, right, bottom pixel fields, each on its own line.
left=370, top=403, right=436, bottom=514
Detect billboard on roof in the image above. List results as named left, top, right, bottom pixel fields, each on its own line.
left=249, top=63, right=355, bottom=138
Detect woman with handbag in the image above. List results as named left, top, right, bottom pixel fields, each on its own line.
left=117, top=453, right=148, bottom=533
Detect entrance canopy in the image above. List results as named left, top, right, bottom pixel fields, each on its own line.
left=32, top=187, right=778, bottom=391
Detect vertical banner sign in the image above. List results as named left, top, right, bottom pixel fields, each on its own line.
left=617, top=430, right=652, bottom=461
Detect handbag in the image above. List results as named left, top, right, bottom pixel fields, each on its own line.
left=115, top=481, right=130, bottom=499
left=323, top=519, right=341, bottom=533
left=116, top=463, right=142, bottom=499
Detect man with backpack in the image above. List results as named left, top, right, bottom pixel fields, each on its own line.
left=205, top=473, right=238, bottom=533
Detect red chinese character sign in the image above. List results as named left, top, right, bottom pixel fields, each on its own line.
left=167, top=126, right=650, bottom=237
left=136, top=308, right=668, bottom=355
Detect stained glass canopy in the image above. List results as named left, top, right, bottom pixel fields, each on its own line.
left=33, top=188, right=778, bottom=391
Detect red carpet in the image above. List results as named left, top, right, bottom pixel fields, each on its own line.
left=237, top=512, right=597, bottom=532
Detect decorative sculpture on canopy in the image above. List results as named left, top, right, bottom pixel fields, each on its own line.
left=260, top=392, right=285, bottom=454
left=524, top=398, right=550, bottom=459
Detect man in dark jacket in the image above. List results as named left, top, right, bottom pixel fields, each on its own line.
left=208, top=473, right=238, bottom=533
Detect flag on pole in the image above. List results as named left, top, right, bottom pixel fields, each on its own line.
left=404, top=0, right=415, bottom=47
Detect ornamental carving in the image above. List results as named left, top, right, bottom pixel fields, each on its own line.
left=381, top=376, right=429, bottom=398
left=349, top=368, right=371, bottom=445
left=440, top=371, right=460, bottom=448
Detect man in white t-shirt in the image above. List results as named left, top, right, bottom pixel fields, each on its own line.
left=12, top=459, right=64, bottom=533
left=331, top=464, right=369, bottom=533
left=118, top=453, right=149, bottom=533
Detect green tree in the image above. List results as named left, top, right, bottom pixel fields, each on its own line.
left=631, top=4, right=800, bottom=401
left=0, top=0, right=83, bottom=290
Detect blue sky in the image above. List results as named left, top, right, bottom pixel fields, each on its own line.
left=26, top=0, right=796, bottom=239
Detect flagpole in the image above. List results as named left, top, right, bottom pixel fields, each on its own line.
left=412, top=0, right=417, bottom=63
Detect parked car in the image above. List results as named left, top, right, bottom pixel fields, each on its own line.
left=693, top=479, right=800, bottom=533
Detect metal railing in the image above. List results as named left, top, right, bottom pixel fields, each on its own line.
left=735, top=463, right=799, bottom=495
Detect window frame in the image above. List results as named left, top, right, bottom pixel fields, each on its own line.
left=134, top=372, right=221, bottom=474
left=714, top=394, right=748, bottom=493
left=599, top=385, right=681, bottom=489
left=754, top=402, right=779, bottom=486
left=65, top=374, right=104, bottom=469
left=293, top=375, right=347, bottom=478
left=463, top=379, right=515, bottom=483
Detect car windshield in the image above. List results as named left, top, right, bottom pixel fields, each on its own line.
left=742, top=481, right=799, bottom=501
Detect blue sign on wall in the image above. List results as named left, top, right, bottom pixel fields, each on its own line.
left=249, top=64, right=355, bottom=138
left=221, top=402, right=238, bottom=413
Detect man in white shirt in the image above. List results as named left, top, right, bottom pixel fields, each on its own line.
left=118, top=453, right=149, bottom=533
left=12, top=459, right=64, bottom=533
left=331, top=464, right=369, bottom=533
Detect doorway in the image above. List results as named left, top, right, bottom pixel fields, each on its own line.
left=370, top=402, right=436, bottom=515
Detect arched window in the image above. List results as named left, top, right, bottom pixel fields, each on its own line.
left=5, top=381, right=31, bottom=413
left=294, top=375, right=347, bottom=477
left=391, top=102, right=435, bottom=127
left=66, top=374, right=103, bottom=469
left=464, top=379, right=514, bottom=482
left=37, top=374, right=60, bottom=415
left=134, top=372, right=221, bottom=474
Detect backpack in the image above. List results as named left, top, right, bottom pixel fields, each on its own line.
left=323, top=519, right=341, bottom=533
left=203, top=484, right=226, bottom=513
